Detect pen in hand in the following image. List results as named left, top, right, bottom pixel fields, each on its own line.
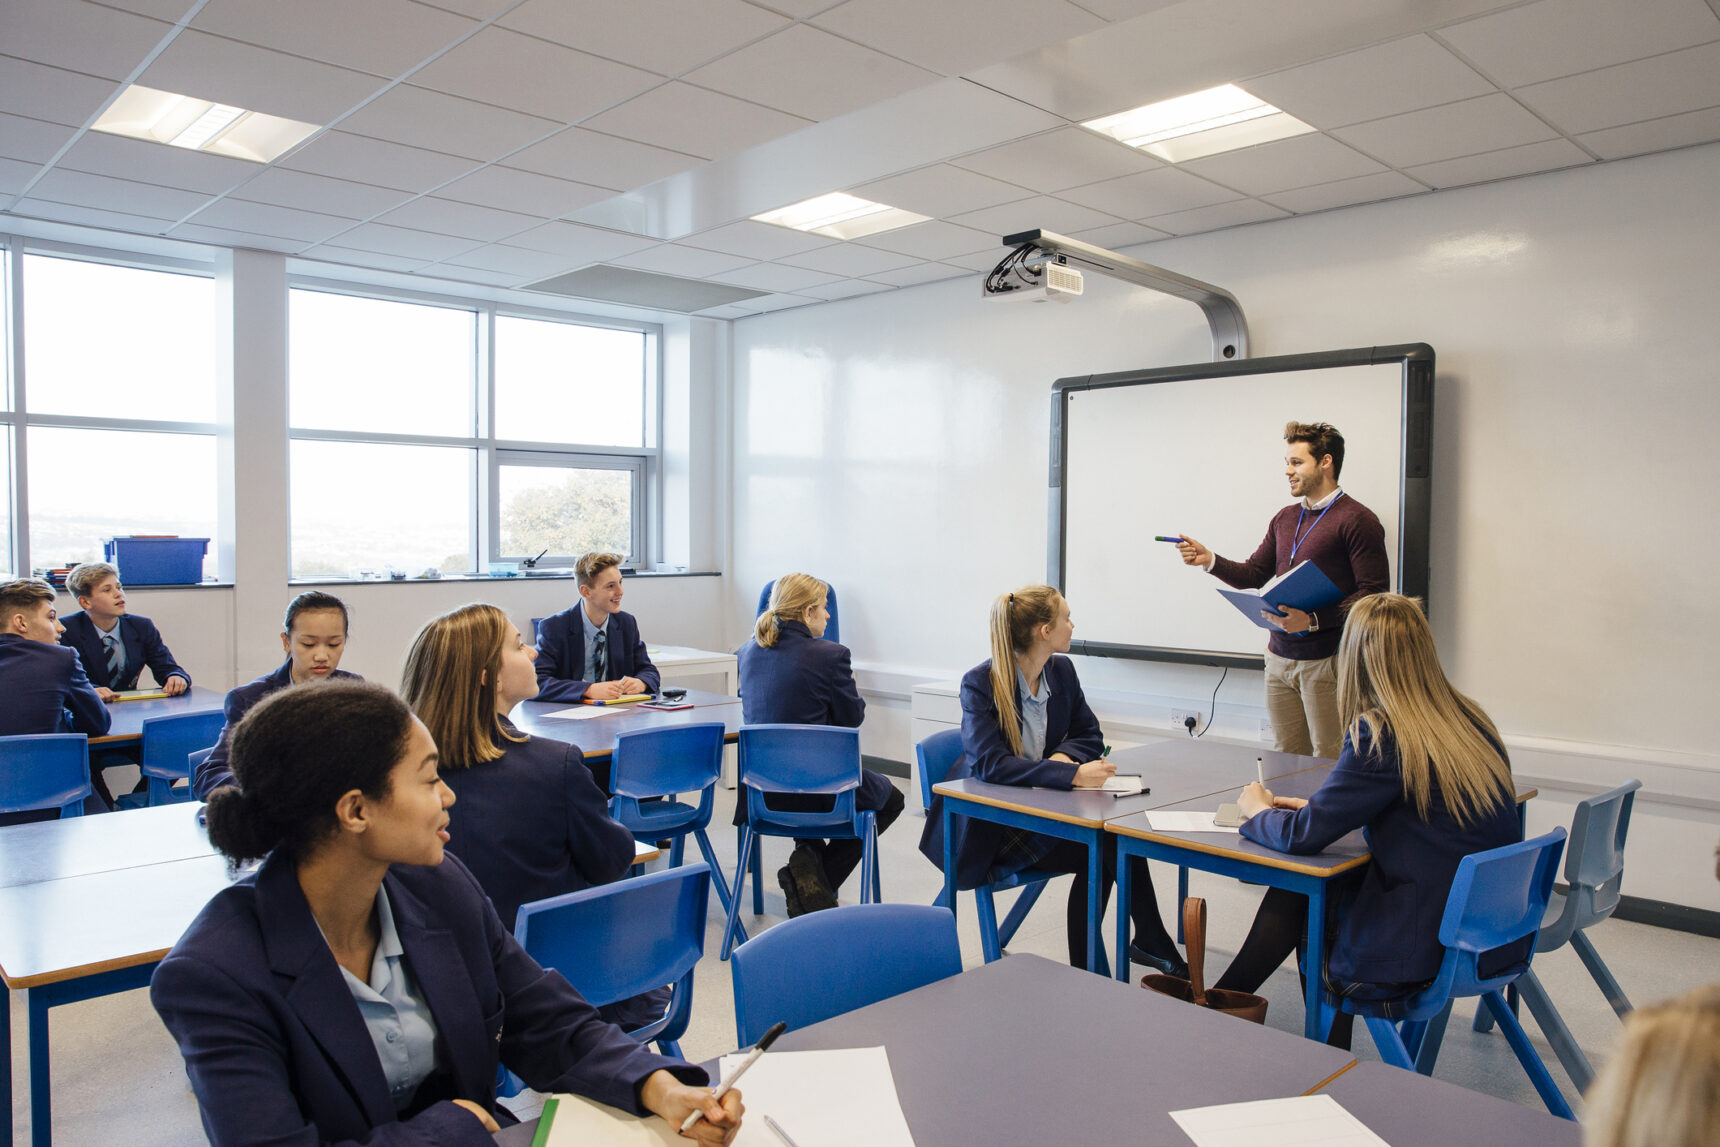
left=764, top=1114, right=803, bottom=1147
left=681, top=1020, right=786, bottom=1132
left=1256, top=756, right=1266, bottom=786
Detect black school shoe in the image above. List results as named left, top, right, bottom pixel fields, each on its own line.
left=1129, top=943, right=1190, bottom=981
left=776, top=865, right=806, bottom=917
left=787, top=844, right=839, bottom=913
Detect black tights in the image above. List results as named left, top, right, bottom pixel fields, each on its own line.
left=1034, top=841, right=1179, bottom=970
left=1213, top=887, right=1354, bottom=1049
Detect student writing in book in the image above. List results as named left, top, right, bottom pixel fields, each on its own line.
left=535, top=551, right=660, bottom=711
left=1176, top=421, right=1387, bottom=758
left=59, top=561, right=192, bottom=700
left=919, top=585, right=1185, bottom=974
left=0, top=577, right=111, bottom=821
left=193, top=591, right=360, bottom=799
left=1211, top=594, right=1522, bottom=1048
left=152, top=681, right=742, bottom=1146
left=737, top=573, right=905, bottom=916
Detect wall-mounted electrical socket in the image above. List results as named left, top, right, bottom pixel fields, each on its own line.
left=1171, top=709, right=1202, bottom=733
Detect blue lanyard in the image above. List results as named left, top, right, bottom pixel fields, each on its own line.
left=1290, top=490, right=1343, bottom=564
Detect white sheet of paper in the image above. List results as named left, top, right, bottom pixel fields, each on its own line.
left=539, top=706, right=616, bottom=720
left=1102, top=775, right=1145, bottom=793
left=1169, top=1095, right=1388, bottom=1147
left=541, top=1094, right=681, bottom=1146
left=715, top=1046, right=917, bottom=1147
left=1147, top=811, right=1242, bottom=834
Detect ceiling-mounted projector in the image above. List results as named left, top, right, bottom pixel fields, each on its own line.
left=981, top=247, right=1084, bottom=303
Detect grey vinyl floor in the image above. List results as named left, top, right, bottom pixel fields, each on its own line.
left=9, top=776, right=1716, bottom=1144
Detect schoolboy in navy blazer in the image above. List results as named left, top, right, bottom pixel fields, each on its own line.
left=0, top=634, right=112, bottom=740
left=192, top=659, right=363, bottom=799
left=151, top=852, right=705, bottom=1146
left=917, top=655, right=1103, bottom=890
left=534, top=606, right=659, bottom=703
left=1241, top=723, right=1525, bottom=985
left=59, top=612, right=189, bottom=693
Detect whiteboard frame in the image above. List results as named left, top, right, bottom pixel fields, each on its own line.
left=1048, top=344, right=1435, bottom=670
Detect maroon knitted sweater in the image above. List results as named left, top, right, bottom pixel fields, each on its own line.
left=1210, top=491, right=1389, bottom=660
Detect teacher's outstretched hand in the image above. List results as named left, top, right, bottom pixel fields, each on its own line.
left=1175, top=535, right=1212, bottom=568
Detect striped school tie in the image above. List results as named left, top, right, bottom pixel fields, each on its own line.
left=104, top=634, right=124, bottom=684
left=592, top=629, right=607, bottom=680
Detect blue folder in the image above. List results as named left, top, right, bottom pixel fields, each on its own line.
left=1216, top=560, right=1343, bottom=631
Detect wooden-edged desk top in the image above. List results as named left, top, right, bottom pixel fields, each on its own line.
left=90, top=685, right=226, bottom=743
left=508, top=690, right=742, bottom=759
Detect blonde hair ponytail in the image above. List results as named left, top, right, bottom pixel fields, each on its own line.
left=755, top=573, right=829, bottom=648
left=988, top=585, right=1064, bottom=758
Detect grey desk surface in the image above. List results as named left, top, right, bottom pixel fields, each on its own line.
left=508, top=690, right=742, bottom=759
left=0, top=802, right=214, bottom=888
left=89, top=685, right=225, bottom=743
left=496, top=953, right=1356, bottom=1145
left=1317, top=1062, right=1583, bottom=1146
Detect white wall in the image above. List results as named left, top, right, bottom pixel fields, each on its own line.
left=728, top=141, right=1720, bottom=910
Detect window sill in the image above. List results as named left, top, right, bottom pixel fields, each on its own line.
left=287, top=569, right=720, bottom=587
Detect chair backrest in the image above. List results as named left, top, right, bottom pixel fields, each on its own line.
left=514, top=863, right=710, bottom=1045
left=915, top=728, right=964, bottom=809
left=1431, top=828, right=1566, bottom=1000
left=1565, top=779, right=1639, bottom=926
left=756, top=578, right=841, bottom=643
left=139, top=711, right=228, bottom=781
left=739, top=725, right=861, bottom=829
left=0, top=734, right=92, bottom=817
left=530, top=617, right=544, bottom=643
left=730, top=903, right=962, bottom=1047
left=609, top=723, right=725, bottom=832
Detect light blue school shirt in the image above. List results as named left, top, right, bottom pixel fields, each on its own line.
left=331, top=887, right=444, bottom=1111
left=579, top=602, right=611, bottom=680
left=1016, top=665, right=1051, bottom=762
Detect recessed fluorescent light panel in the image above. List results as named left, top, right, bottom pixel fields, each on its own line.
left=92, top=84, right=320, bottom=163
left=752, top=192, right=930, bottom=240
left=1083, top=84, right=1315, bottom=163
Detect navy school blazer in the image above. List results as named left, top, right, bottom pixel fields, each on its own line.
left=150, top=851, right=704, bottom=1147
left=438, top=719, right=638, bottom=931
left=534, top=606, right=660, bottom=704
left=59, top=611, right=191, bottom=692
left=918, top=656, right=1104, bottom=889
left=737, top=620, right=865, bottom=728
left=1241, top=722, right=1526, bottom=985
left=192, top=660, right=363, bottom=799
left=0, top=632, right=111, bottom=738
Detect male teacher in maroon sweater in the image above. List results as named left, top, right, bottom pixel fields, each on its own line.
left=1175, top=421, right=1388, bottom=759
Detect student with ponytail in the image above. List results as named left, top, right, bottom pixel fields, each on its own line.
left=738, top=573, right=904, bottom=916
left=919, top=585, right=1184, bottom=974
left=151, top=681, right=743, bottom=1146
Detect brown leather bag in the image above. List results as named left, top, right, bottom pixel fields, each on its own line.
left=1140, top=897, right=1269, bottom=1024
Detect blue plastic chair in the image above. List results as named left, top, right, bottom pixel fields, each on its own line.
left=730, top=903, right=961, bottom=1047
left=1317, top=828, right=1575, bottom=1120
left=756, top=579, right=840, bottom=643
left=609, top=722, right=744, bottom=943
left=0, top=734, right=92, bottom=818
left=134, top=711, right=227, bottom=807
left=917, top=728, right=1054, bottom=963
left=721, top=724, right=878, bottom=960
left=1471, top=779, right=1641, bottom=1093
left=513, top=862, right=710, bottom=1060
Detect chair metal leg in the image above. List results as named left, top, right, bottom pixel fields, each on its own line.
left=975, top=887, right=1004, bottom=963
left=750, top=837, right=764, bottom=917
left=859, top=818, right=877, bottom=904
left=1570, top=929, right=1634, bottom=1018
left=1482, top=990, right=1577, bottom=1120
left=1176, top=865, right=1189, bottom=943
left=932, top=886, right=950, bottom=908
left=2, top=980, right=11, bottom=1147
left=1517, top=969, right=1596, bottom=1095
left=29, top=987, right=52, bottom=1147
left=692, top=830, right=745, bottom=947
left=721, top=829, right=757, bottom=960
left=1410, top=1000, right=1454, bottom=1075
left=658, top=1039, right=684, bottom=1060
left=668, top=836, right=685, bottom=867
left=997, top=880, right=1047, bottom=949
left=1471, top=995, right=1496, bottom=1033
left=1365, top=1014, right=1417, bottom=1071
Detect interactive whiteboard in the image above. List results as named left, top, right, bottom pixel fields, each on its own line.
left=1051, top=346, right=1433, bottom=669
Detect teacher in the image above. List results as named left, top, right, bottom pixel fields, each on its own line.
left=1176, top=421, right=1388, bottom=759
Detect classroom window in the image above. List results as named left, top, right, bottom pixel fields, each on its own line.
left=289, top=440, right=474, bottom=578
left=0, top=430, right=12, bottom=580
left=495, top=454, right=640, bottom=563
left=493, top=316, right=645, bottom=446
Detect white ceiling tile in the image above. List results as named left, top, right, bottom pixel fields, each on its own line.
left=948, top=194, right=1123, bottom=236
left=374, top=196, right=542, bottom=241
left=0, top=57, right=119, bottom=127
left=411, top=0, right=515, bottom=18
left=442, top=243, right=583, bottom=278
left=338, top=85, right=562, bottom=162
left=1333, top=94, right=1558, bottom=168
left=775, top=242, right=921, bottom=276
left=140, top=30, right=387, bottom=124
left=732, top=291, right=821, bottom=314
left=794, top=277, right=892, bottom=300
left=232, top=167, right=417, bottom=217
left=410, top=27, right=663, bottom=124
left=505, top=128, right=702, bottom=190
left=1576, top=104, right=1720, bottom=158
left=1262, top=170, right=1428, bottom=214
left=940, top=248, right=1012, bottom=272
left=191, top=0, right=478, bottom=77
left=1179, top=133, right=1385, bottom=196
left=613, top=243, right=755, bottom=277
left=950, top=127, right=1161, bottom=192
left=184, top=197, right=354, bottom=241
left=167, top=222, right=308, bottom=252
left=5, top=0, right=171, bottom=81
left=1065, top=220, right=1171, bottom=250
left=0, top=112, right=80, bottom=164
left=863, top=260, right=966, bottom=287
left=709, top=261, right=842, bottom=291
left=28, top=168, right=211, bottom=220
left=1436, top=0, right=1720, bottom=88
left=694, top=302, right=755, bottom=318
left=750, top=0, right=846, bottom=17
left=501, top=0, right=787, bottom=77
left=99, top=0, right=202, bottom=18
left=1072, top=0, right=1184, bottom=17
left=501, top=220, right=658, bottom=262
left=416, top=263, right=521, bottom=287
left=851, top=164, right=1031, bottom=218
left=812, top=0, right=1105, bottom=76
left=320, top=221, right=482, bottom=260
left=281, top=131, right=479, bottom=192
left=1404, top=138, right=1593, bottom=188
left=1514, top=40, right=1720, bottom=135
left=1057, top=166, right=1240, bottom=215
left=12, top=197, right=175, bottom=233
left=0, top=157, right=43, bottom=197
left=438, top=165, right=611, bottom=217
left=298, top=244, right=431, bottom=272
left=57, top=132, right=257, bottom=195
left=582, top=83, right=812, bottom=161
left=679, top=219, right=837, bottom=260
left=1140, top=198, right=1289, bottom=236
left=853, top=219, right=997, bottom=259
left=685, top=24, right=938, bottom=121
left=1245, top=35, right=1497, bottom=130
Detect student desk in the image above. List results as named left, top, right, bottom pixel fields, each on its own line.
left=508, top=689, right=742, bottom=761
left=87, top=686, right=226, bottom=745
left=494, top=953, right=1357, bottom=1145
left=1315, top=1062, right=1583, bottom=1145
left=933, top=741, right=1330, bottom=973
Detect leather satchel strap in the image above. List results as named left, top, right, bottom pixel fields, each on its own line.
left=1184, top=897, right=1208, bottom=1004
